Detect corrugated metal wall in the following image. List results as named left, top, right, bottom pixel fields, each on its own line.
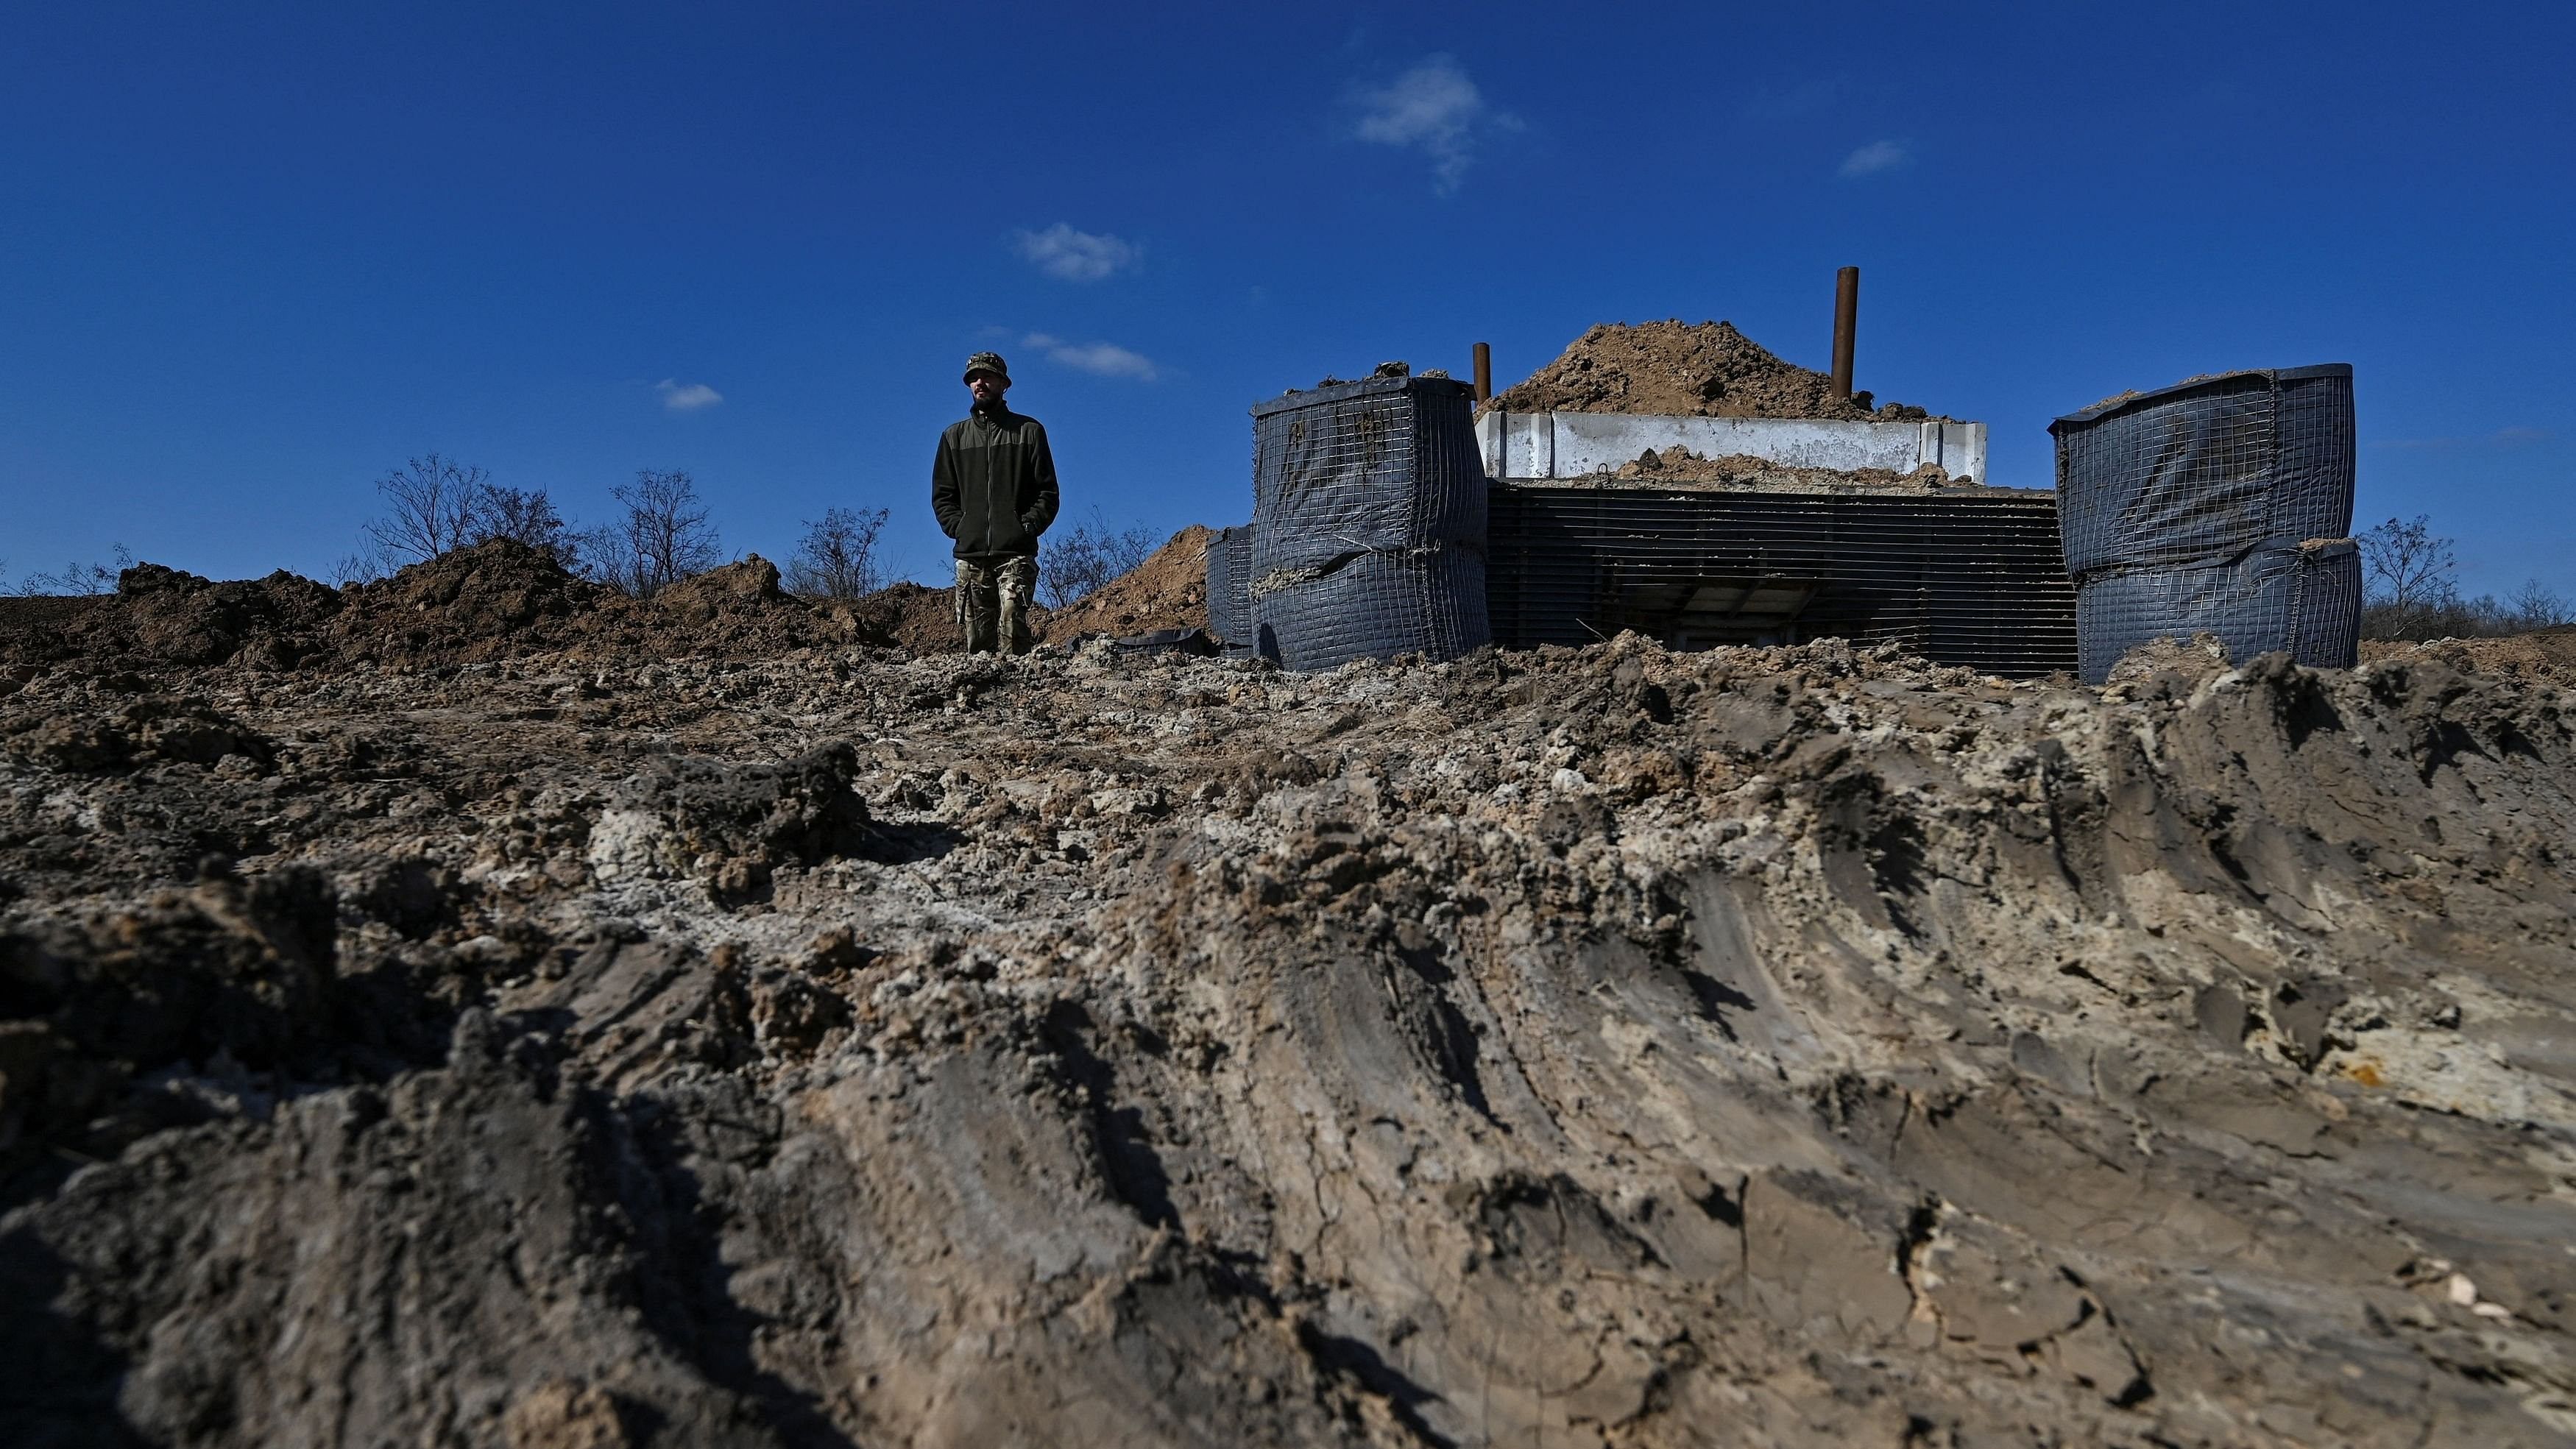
left=1487, top=485, right=2078, bottom=676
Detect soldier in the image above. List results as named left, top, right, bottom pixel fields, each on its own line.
left=931, top=351, right=1060, bottom=654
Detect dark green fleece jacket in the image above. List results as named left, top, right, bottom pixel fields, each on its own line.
left=931, top=404, right=1061, bottom=561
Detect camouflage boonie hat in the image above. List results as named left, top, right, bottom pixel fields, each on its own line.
left=963, top=351, right=1010, bottom=383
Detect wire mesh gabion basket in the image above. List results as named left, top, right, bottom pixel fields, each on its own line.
left=1203, top=524, right=1256, bottom=654
left=2050, top=364, right=2357, bottom=682
left=1253, top=542, right=1490, bottom=673
left=1242, top=375, right=1491, bottom=668
left=1250, top=376, right=1487, bottom=578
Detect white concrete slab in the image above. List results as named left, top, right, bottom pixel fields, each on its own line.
left=1476, top=411, right=1987, bottom=484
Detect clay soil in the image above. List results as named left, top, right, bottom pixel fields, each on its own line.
left=1590, top=446, right=1978, bottom=492
left=1034, top=525, right=1212, bottom=640
left=1488, top=320, right=1943, bottom=422
left=2365, top=626, right=2576, bottom=688
left=0, top=533, right=1217, bottom=676
left=7, top=559, right=2576, bottom=1446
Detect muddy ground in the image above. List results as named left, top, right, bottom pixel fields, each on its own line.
left=4, top=562, right=2576, bottom=1447
left=1487, top=321, right=1940, bottom=423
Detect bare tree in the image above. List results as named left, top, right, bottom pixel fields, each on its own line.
left=1039, top=509, right=1158, bottom=609
left=589, top=469, right=721, bottom=598
left=2508, top=578, right=2573, bottom=629
left=470, top=483, right=580, bottom=569
left=363, top=454, right=492, bottom=567
left=18, top=544, right=135, bottom=596
left=2359, top=514, right=2458, bottom=615
left=784, top=506, right=891, bottom=600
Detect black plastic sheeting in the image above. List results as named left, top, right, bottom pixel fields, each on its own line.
left=1255, top=544, right=1491, bottom=673
left=2071, top=540, right=2360, bottom=681
left=1249, top=376, right=1486, bottom=581
left=1203, top=524, right=1256, bottom=655
left=2051, top=365, right=2359, bottom=681
left=1487, top=485, right=2078, bottom=676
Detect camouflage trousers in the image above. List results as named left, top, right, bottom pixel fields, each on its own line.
left=955, top=554, right=1038, bottom=654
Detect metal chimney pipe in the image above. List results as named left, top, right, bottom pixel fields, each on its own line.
left=1473, top=341, right=1492, bottom=403
left=1830, top=267, right=1859, bottom=400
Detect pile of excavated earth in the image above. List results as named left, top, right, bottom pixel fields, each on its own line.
left=1487, top=320, right=1942, bottom=423
left=1596, top=446, right=1974, bottom=493
left=6, top=544, right=2576, bottom=1448
left=0, top=530, right=1214, bottom=677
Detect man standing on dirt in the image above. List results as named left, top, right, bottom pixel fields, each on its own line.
left=932, top=352, right=1060, bottom=654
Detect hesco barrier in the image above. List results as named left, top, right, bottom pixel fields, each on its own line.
left=1245, top=375, right=1492, bottom=667
left=1256, top=544, right=1490, bottom=673
left=1250, top=376, right=1486, bottom=578
left=1485, top=485, right=2078, bottom=676
left=2050, top=365, right=2358, bottom=681
left=2069, top=540, right=2362, bottom=681
left=1204, top=525, right=1256, bottom=655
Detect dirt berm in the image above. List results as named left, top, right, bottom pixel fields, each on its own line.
left=1490, top=320, right=1942, bottom=422
left=0, top=529, right=1216, bottom=675
left=4, top=618, right=2576, bottom=1445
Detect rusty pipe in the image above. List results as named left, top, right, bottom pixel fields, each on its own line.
left=1830, top=266, right=1858, bottom=400
left=1473, top=341, right=1492, bottom=403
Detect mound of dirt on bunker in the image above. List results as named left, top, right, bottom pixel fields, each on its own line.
left=1040, top=525, right=1212, bottom=640
left=7, top=629, right=2576, bottom=1447
left=1593, top=446, right=1972, bottom=491
left=1490, top=319, right=1942, bottom=422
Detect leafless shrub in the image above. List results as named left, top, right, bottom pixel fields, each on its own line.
left=2506, top=578, right=2573, bottom=629
left=472, top=484, right=566, bottom=550
left=1039, top=509, right=1157, bottom=609
left=2360, top=514, right=2575, bottom=640
left=2360, top=514, right=2456, bottom=616
left=15, top=545, right=135, bottom=596
left=470, top=483, right=583, bottom=573
left=587, top=469, right=721, bottom=598
left=784, top=506, right=891, bottom=600
left=362, top=454, right=492, bottom=567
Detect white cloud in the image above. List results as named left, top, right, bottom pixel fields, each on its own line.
left=1839, top=140, right=1909, bottom=177
left=1014, top=224, right=1141, bottom=282
left=1351, top=54, right=1518, bottom=194
left=656, top=378, right=723, bottom=412
left=1022, top=331, right=1157, bottom=381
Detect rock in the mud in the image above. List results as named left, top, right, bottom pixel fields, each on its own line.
left=590, top=742, right=877, bottom=903
left=0, top=868, right=336, bottom=1171
left=1, top=697, right=272, bottom=773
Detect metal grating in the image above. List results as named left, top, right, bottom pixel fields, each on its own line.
left=1256, top=543, right=1490, bottom=672
left=2288, top=539, right=2363, bottom=670
left=1250, top=376, right=1486, bottom=581
left=1487, top=485, right=2078, bottom=676
left=2070, top=540, right=2359, bottom=681
left=2050, top=364, right=2358, bottom=681
left=1204, top=523, right=1256, bottom=654
left=2053, top=365, right=2354, bottom=577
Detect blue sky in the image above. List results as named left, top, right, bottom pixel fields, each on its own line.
left=4, top=3, right=2572, bottom=599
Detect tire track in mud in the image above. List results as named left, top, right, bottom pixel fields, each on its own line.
left=4, top=637, right=2575, bottom=1445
